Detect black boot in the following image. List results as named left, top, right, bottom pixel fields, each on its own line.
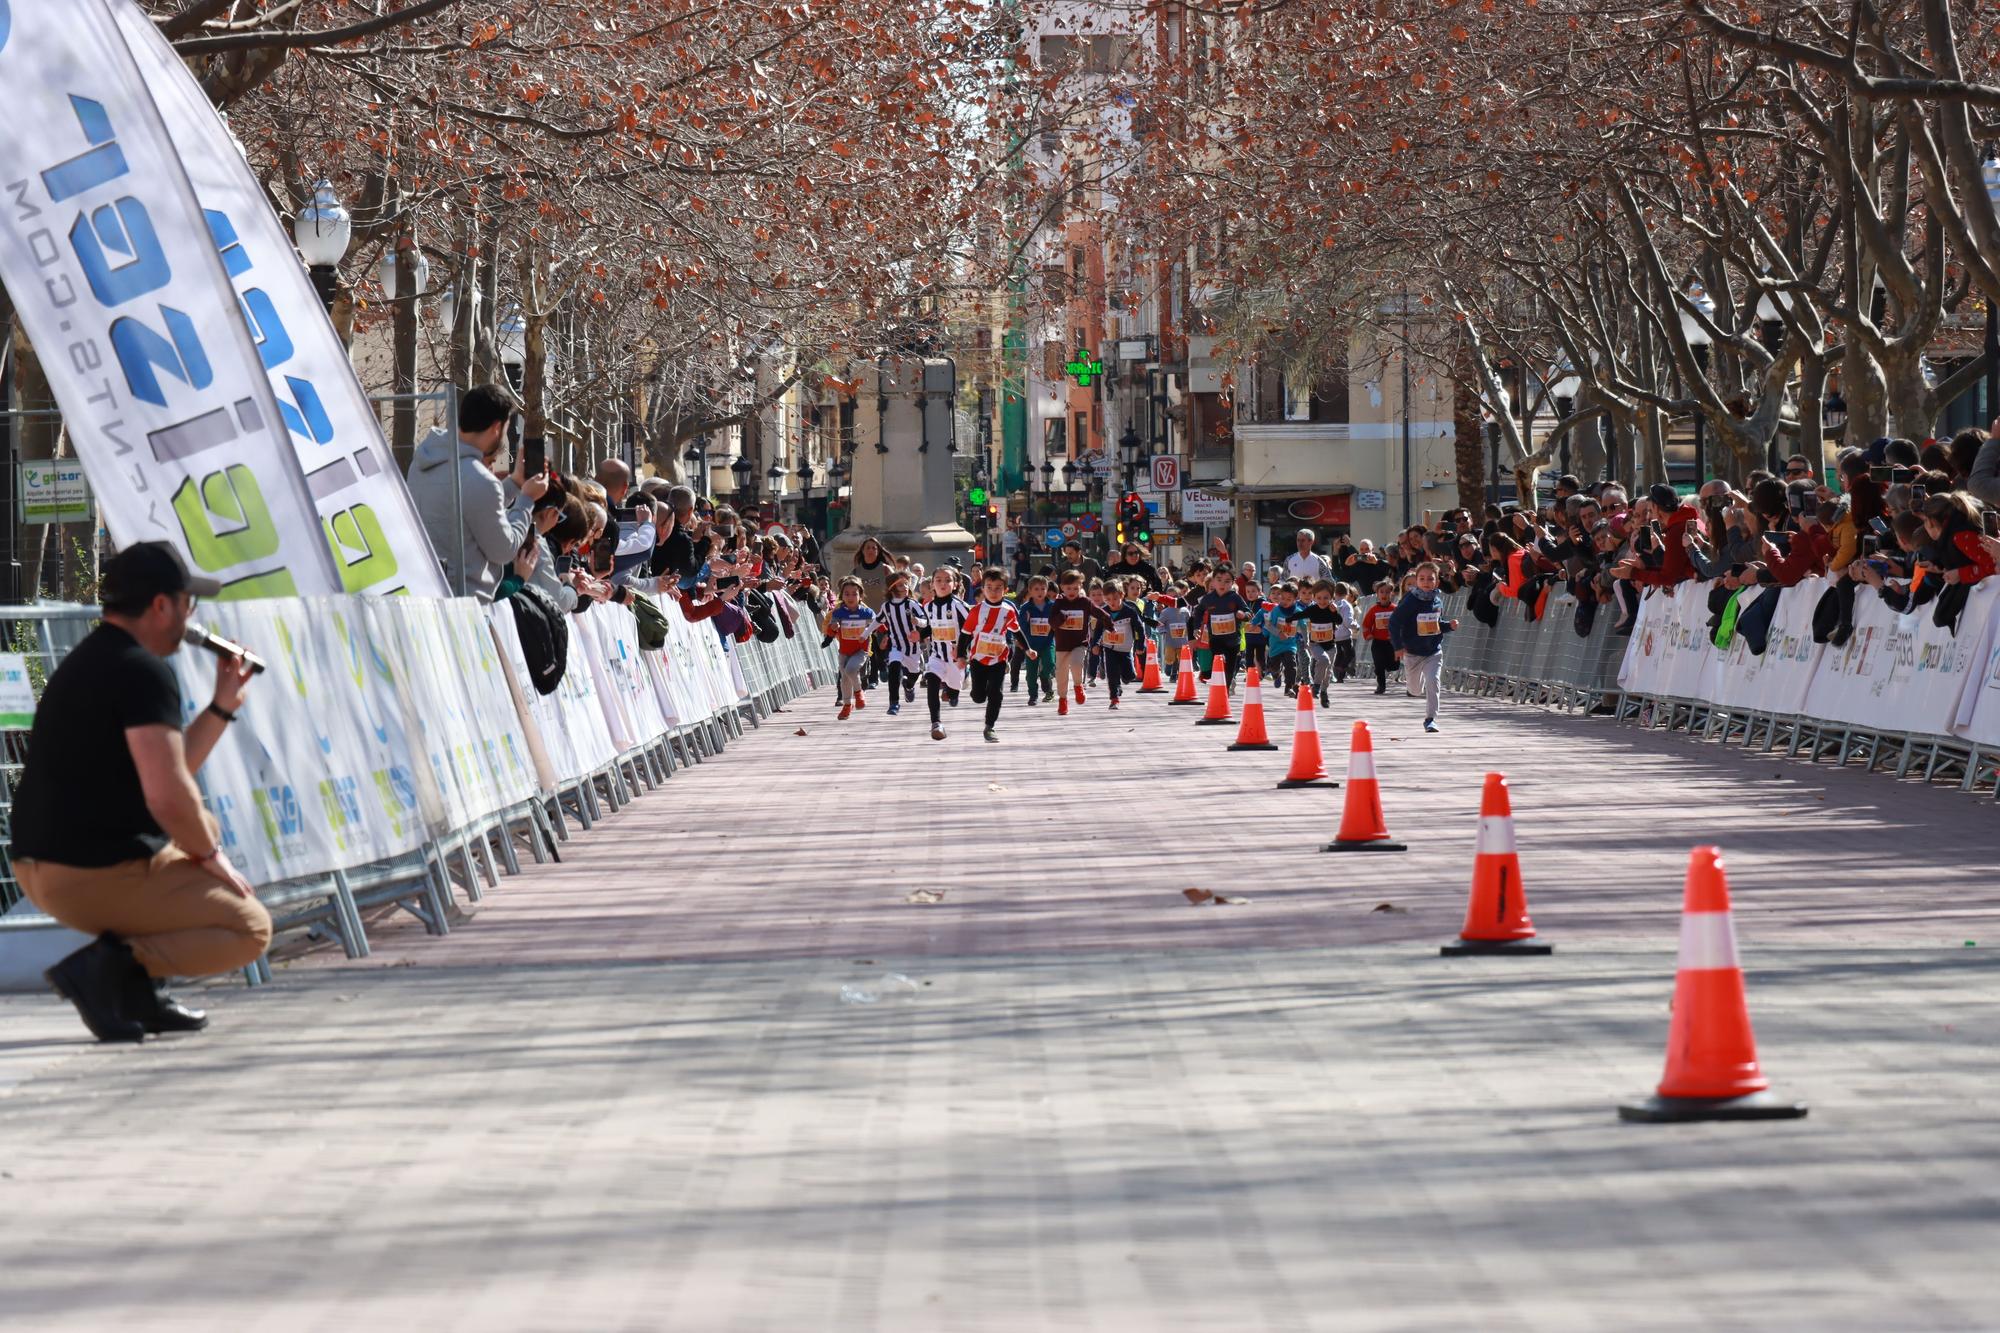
left=118, top=955, right=209, bottom=1034
left=44, top=934, right=146, bottom=1044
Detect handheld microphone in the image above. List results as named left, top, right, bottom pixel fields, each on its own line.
left=183, top=624, right=267, bottom=675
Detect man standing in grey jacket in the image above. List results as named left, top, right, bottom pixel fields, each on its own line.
left=406, top=384, right=549, bottom=600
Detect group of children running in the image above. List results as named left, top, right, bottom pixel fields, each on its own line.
left=821, top=555, right=1464, bottom=740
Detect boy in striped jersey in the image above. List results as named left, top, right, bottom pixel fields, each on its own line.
left=960, top=567, right=1023, bottom=742
left=871, top=571, right=925, bottom=717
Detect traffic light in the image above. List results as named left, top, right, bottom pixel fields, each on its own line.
left=1118, top=492, right=1147, bottom=545
left=985, top=502, right=999, bottom=527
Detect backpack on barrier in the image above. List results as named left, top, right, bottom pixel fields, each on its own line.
left=509, top=583, right=569, bottom=694
left=629, top=591, right=670, bottom=651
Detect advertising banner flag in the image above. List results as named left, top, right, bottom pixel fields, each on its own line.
left=110, top=3, right=446, bottom=596
left=0, top=0, right=340, bottom=595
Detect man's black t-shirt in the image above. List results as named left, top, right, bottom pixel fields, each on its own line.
left=11, top=624, right=183, bottom=866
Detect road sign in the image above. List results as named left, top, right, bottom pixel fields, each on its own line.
left=1060, top=521, right=1078, bottom=539
left=1044, top=528, right=1064, bottom=549
left=1079, top=514, right=1098, bottom=533
left=1149, top=455, right=1180, bottom=492
left=1181, top=488, right=1231, bottom=524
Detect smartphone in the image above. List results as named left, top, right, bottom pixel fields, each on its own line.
left=1768, top=531, right=1792, bottom=555
left=1859, top=535, right=1878, bottom=558
left=1891, top=467, right=1916, bottom=484
left=523, top=436, right=546, bottom=477
left=610, top=506, right=639, bottom=525
left=1870, top=465, right=1892, bottom=483
left=1985, top=511, right=2000, bottom=537
left=1869, top=517, right=1890, bottom=537
left=1910, top=485, right=1927, bottom=504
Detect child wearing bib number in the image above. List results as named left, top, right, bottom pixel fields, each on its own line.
left=1262, top=583, right=1304, bottom=696
left=918, top=566, right=970, bottom=740
left=1015, top=574, right=1057, bottom=706
left=1095, top=584, right=1146, bottom=708
left=1388, top=562, right=1459, bottom=733
left=961, top=568, right=1022, bottom=742
left=1360, top=580, right=1398, bottom=695
left=1188, top=568, right=1253, bottom=692
left=1049, top=569, right=1111, bottom=715
left=1331, top=582, right=1359, bottom=684
left=1301, top=581, right=1340, bottom=707
left=822, top=578, right=875, bottom=720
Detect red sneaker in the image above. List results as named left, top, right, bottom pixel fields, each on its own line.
left=853, top=692, right=865, bottom=710
left=1057, top=697, right=1069, bottom=716
left=838, top=703, right=853, bottom=720
left=1108, top=698, right=1119, bottom=709
left=1074, top=685, right=1086, bottom=704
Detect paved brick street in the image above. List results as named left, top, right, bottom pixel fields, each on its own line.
left=4, top=679, right=1999, bottom=1329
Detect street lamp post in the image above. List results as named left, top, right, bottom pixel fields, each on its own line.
left=730, top=454, right=754, bottom=506
left=1118, top=425, right=1141, bottom=491
left=1679, top=283, right=1715, bottom=483
left=766, top=462, right=785, bottom=514
left=683, top=434, right=711, bottom=499
left=293, top=180, right=352, bottom=312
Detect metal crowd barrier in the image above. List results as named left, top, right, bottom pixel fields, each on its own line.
left=0, top=596, right=841, bottom=984
left=1437, top=588, right=2000, bottom=803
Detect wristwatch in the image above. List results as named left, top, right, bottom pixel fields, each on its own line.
left=205, top=702, right=237, bottom=724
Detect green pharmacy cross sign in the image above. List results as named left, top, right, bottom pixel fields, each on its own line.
left=1065, top=348, right=1105, bottom=387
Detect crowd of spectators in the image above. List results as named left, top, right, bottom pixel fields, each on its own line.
left=405, top=384, right=834, bottom=686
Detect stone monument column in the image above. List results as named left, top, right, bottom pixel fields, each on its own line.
left=827, top=356, right=977, bottom=576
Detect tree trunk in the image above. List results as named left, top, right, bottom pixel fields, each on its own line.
left=449, top=206, right=474, bottom=392
left=1841, top=337, right=1887, bottom=449
left=391, top=229, right=419, bottom=472
left=1450, top=342, right=1487, bottom=510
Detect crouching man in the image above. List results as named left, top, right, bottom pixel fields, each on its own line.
left=12, top=543, right=269, bottom=1042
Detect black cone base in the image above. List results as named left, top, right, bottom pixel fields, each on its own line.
left=1618, top=1091, right=1808, bottom=1123
left=1168, top=699, right=1201, bottom=706
left=1227, top=742, right=1279, bottom=751
left=1320, top=839, right=1408, bottom=853
left=1441, top=937, right=1553, bottom=957
left=1275, top=777, right=1340, bottom=788
left=1195, top=717, right=1234, bottom=726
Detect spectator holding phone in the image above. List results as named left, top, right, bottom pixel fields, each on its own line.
left=407, top=383, right=550, bottom=602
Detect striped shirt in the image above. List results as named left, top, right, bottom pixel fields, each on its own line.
left=921, top=595, right=970, bottom=659
left=963, top=598, right=1021, bottom=664
left=872, top=596, right=925, bottom=657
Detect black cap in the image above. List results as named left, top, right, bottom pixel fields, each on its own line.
left=101, top=541, right=222, bottom=604
left=1647, top=483, right=1680, bottom=511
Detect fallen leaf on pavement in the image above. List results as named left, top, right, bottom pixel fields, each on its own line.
left=906, top=889, right=946, bottom=904
left=794, top=727, right=809, bottom=736
left=1371, top=902, right=1408, bottom=914
left=1183, top=888, right=1214, bottom=905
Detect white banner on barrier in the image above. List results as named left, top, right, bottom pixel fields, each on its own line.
left=1955, top=582, right=2000, bottom=746
left=0, top=0, right=340, bottom=596
left=1708, top=580, right=1826, bottom=717
left=1804, top=577, right=1985, bottom=735
left=1618, top=580, right=1717, bottom=699
left=110, top=4, right=445, bottom=596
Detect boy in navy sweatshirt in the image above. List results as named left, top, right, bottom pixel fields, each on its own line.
left=1014, top=574, right=1058, bottom=706
left=1388, top=561, right=1459, bottom=733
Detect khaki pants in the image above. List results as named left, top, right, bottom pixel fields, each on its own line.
left=17, top=830, right=272, bottom=979
left=1054, top=646, right=1089, bottom=698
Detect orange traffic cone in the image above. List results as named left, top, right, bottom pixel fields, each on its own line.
left=1620, top=848, right=1806, bottom=1122
left=1227, top=665, right=1278, bottom=750
left=1138, top=638, right=1166, bottom=693
left=1275, top=689, right=1338, bottom=788
left=1195, top=671, right=1232, bottom=725
left=1321, top=721, right=1407, bottom=852
left=1441, top=774, right=1550, bottom=956
left=1169, top=647, right=1200, bottom=705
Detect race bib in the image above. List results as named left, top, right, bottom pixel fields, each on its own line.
left=930, top=618, right=959, bottom=638
left=1418, top=612, right=1442, bottom=637
left=1029, top=617, right=1050, bottom=637
left=1276, top=620, right=1295, bottom=637
left=1061, top=610, right=1085, bottom=631
left=974, top=631, right=1008, bottom=655
left=1168, top=624, right=1187, bottom=639
left=1309, top=624, right=1335, bottom=643
left=1105, top=625, right=1130, bottom=649
left=838, top=625, right=867, bottom=649
left=1211, top=613, right=1236, bottom=634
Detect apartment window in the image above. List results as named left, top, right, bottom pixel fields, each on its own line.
left=1044, top=417, right=1068, bottom=459
left=1039, top=35, right=1129, bottom=74
left=1074, top=410, right=1090, bottom=456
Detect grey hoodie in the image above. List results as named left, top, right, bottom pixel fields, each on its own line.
left=406, top=428, right=535, bottom=602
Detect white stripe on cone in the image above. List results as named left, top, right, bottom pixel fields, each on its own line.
left=1246, top=685, right=1262, bottom=706
left=1474, top=815, right=1516, bottom=855
left=1347, top=751, right=1376, bottom=780
left=1296, top=705, right=1317, bottom=731
left=1677, top=911, right=1741, bottom=971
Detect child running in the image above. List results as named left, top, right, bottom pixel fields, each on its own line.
left=823, top=577, right=874, bottom=719
left=1095, top=582, right=1146, bottom=708
left=1241, top=580, right=1268, bottom=675
left=1048, top=568, right=1111, bottom=716
left=1187, top=567, right=1253, bottom=691
left=1015, top=574, right=1058, bottom=706
left=871, top=571, right=925, bottom=717
left=960, top=567, right=1022, bottom=742
left=1331, top=582, right=1358, bottom=684
left=1360, top=579, right=1398, bottom=695
left=1263, top=582, right=1304, bottom=697
left=1156, top=584, right=1189, bottom=679
left=918, top=566, right=969, bottom=740
left=1389, top=561, right=1460, bottom=733
left=1300, top=580, right=1339, bottom=707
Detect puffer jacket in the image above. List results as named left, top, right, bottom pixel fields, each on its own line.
left=405, top=428, right=536, bottom=602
